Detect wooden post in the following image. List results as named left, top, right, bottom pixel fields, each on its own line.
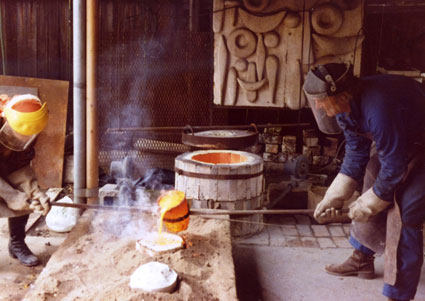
left=87, top=0, right=99, bottom=204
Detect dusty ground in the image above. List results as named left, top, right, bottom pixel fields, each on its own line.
left=21, top=210, right=237, bottom=301
left=0, top=217, right=67, bottom=301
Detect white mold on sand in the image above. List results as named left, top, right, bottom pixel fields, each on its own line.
left=129, top=261, right=178, bottom=293
left=136, top=232, right=184, bottom=256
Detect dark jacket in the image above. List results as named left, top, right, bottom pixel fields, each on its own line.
left=0, top=145, right=35, bottom=178
left=336, top=74, right=425, bottom=201
left=0, top=116, right=35, bottom=178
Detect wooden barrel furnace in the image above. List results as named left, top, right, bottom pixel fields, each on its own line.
left=175, top=150, right=264, bottom=236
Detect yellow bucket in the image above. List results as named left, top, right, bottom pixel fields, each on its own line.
left=158, top=190, right=190, bottom=233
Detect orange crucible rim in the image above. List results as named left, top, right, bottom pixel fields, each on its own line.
left=157, top=190, right=186, bottom=212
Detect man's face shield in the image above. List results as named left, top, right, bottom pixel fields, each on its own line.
left=305, top=94, right=342, bottom=135
left=0, top=121, right=37, bottom=151
left=303, top=63, right=353, bottom=135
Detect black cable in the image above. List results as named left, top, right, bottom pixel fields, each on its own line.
left=376, top=4, right=386, bottom=70
left=352, top=26, right=364, bottom=71
left=297, top=0, right=307, bottom=125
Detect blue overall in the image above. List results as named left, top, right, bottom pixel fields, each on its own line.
left=335, top=74, right=425, bottom=300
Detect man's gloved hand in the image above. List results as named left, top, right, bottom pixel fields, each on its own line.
left=314, top=173, right=358, bottom=223
left=7, top=166, right=51, bottom=216
left=348, top=187, right=391, bottom=222
left=29, top=190, right=51, bottom=216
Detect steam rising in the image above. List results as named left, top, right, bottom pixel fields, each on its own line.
left=99, top=156, right=175, bottom=239
left=95, top=13, right=183, bottom=238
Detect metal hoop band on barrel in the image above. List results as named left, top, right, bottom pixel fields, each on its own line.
left=163, top=212, right=190, bottom=223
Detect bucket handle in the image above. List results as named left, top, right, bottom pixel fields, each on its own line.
left=249, top=123, right=258, bottom=133
left=183, top=124, right=194, bottom=135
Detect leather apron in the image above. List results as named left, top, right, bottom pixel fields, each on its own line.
left=0, top=146, right=33, bottom=218
left=350, top=139, right=424, bottom=285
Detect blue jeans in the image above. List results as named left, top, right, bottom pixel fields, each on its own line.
left=350, top=159, right=425, bottom=300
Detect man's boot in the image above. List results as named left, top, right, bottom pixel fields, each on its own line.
left=8, top=215, right=40, bottom=266
left=325, top=249, right=375, bottom=279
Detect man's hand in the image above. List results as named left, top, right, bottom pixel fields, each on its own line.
left=348, top=188, right=391, bottom=222
left=315, top=206, right=346, bottom=224
left=314, top=173, right=358, bottom=223
left=7, top=166, right=51, bottom=215
left=29, top=190, right=51, bottom=216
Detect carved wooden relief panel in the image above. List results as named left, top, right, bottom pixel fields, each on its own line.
left=213, top=0, right=364, bottom=109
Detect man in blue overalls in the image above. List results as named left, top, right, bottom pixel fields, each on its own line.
left=303, top=63, right=425, bottom=301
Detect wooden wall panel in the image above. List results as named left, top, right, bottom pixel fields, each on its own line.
left=212, top=0, right=365, bottom=109
left=0, top=0, right=71, bottom=81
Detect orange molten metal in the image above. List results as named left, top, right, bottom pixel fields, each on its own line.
left=0, top=94, right=40, bottom=114
left=11, top=98, right=41, bottom=112
left=158, top=190, right=189, bottom=235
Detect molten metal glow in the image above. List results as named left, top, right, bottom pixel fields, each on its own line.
left=191, top=152, right=247, bottom=164
left=157, top=190, right=185, bottom=245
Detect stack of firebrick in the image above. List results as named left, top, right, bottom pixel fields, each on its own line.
left=253, top=127, right=339, bottom=168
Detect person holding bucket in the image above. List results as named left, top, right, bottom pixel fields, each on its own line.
left=0, top=94, right=51, bottom=266
left=303, top=63, right=425, bottom=301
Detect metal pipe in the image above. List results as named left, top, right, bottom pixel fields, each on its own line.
left=189, top=208, right=349, bottom=216
left=86, top=0, right=99, bottom=204
left=51, top=202, right=349, bottom=216
left=106, top=123, right=311, bottom=133
left=73, top=0, right=86, bottom=205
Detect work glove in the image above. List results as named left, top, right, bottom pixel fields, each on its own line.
left=7, top=166, right=51, bottom=216
left=28, top=190, right=51, bottom=216
left=314, top=173, right=358, bottom=223
left=348, top=187, right=391, bottom=222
